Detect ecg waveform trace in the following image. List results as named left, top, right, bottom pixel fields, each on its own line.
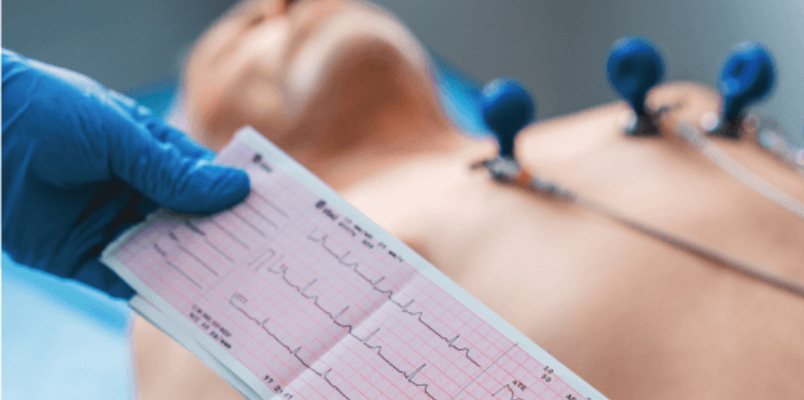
left=492, top=384, right=524, bottom=400
left=103, top=128, right=600, bottom=400
left=307, top=231, right=482, bottom=368
left=229, top=246, right=480, bottom=400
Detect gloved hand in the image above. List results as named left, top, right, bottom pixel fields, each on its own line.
left=2, top=49, right=250, bottom=299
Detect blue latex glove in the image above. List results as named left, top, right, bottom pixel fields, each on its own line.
left=2, top=49, right=251, bottom=299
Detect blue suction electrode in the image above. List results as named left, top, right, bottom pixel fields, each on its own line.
left=708, top=42, right=775, bottom=138
left=481, top=78, right=536, bottom=159
left=606, top=37, right=665, bottom=135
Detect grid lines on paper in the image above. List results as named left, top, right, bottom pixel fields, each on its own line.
left=113, top=138, right=591, bottom=400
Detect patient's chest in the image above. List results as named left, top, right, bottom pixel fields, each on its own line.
left=341, top=119, right=804, bottom=400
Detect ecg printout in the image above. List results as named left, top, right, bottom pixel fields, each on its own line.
left=103, top=127, right=606, bottom=400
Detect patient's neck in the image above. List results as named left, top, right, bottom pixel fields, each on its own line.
left=295, top=94, right=466, bottom=190
left=282, top=57, right=474, bottom=190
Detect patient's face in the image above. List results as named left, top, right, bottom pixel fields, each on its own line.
left=185, top=0, right=430, bottom=151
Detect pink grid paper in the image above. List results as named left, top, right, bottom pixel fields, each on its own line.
left=104, top=128, right=605, bottom=400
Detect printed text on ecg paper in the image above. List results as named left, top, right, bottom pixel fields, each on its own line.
left=106, top=129, right=602, bottom=400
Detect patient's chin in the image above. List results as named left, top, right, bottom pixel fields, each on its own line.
left=284, top=9, right=429, bottom=116
left=183, top=2, right=431, bottom=152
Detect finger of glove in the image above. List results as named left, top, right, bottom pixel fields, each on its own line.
left=109, top=120, right=250, bottom=214
left=108, top=91, right=213, bottom=160
left=72, top=259, right=136, bottom=299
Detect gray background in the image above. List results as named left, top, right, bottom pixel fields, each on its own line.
left=4, top=0, right=803, bottom=134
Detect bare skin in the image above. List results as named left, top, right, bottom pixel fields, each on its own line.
left=133, top=1, right=804, bottom=399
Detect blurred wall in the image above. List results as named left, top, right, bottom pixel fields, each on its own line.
left=4, top=0, right=803, bottom=138
left=3, top=0, right=237, bottom=91
left=376, top=0, right=804, bottom=140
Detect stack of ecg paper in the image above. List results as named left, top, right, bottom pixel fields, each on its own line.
left=103, top=127, right=606, bottom=400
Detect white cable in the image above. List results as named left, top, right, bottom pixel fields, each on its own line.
left=676, top=123, right=804, bottom=221
left=476, top=157, right=804, bottom=299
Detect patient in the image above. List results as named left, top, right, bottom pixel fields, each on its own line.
left=134, top=1, right=804, bottom=399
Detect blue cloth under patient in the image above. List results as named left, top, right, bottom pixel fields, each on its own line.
left=3, top=254, right=134, bottom=400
